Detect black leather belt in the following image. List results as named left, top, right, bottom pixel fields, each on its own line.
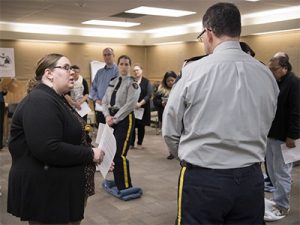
left=180, top=160, right=202, bottom=169
left=180, top=160, right=261, bottom=170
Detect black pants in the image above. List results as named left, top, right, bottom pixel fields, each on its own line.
left=0, top=102, right=4, bottom=149
left=176, top=163, right=265, bottom=225
left=112, top=113, right=134, bottom=190
left=130, top=119, right=145, bottom=146
left=95, top=111, right=105, bottom=125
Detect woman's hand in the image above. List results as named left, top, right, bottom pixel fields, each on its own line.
left=106, top=116, right=114, bottom=126
left=92, top=148, right=105, bottom=164
left=109, top=162, right=115, bottom=172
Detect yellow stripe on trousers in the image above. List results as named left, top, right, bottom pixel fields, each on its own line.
left=121, top=113, right=133, bottom=189
left=177, top=166, right=186, bottom=225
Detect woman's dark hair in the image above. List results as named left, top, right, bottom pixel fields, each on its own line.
left=240, top=42, right=255, bottom=57
left=162, top=71, right=177, bottom=89
left=117, top=55, right=131, bottom=66
left=35, top=53, right=64, bottom=81
left=202, top=2, right=241, bottom=38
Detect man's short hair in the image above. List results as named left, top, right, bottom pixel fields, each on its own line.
left=103, top=47, right=114, bottom=55
left=202, top=2, right=241, bottom=38
left=117, top=55, right=131, bottom=66
left=273, top=52, right=289, bottom=61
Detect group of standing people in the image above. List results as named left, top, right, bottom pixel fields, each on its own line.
left=5, top=2, right=299, bottom=225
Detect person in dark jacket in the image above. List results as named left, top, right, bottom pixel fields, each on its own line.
left=0, top=79, right=8, bottom=150
left=265, top=54, right=300, bottom=221
left=130, top=63, right=153, bottom=149
left=7, top=53, right=105, bottom=224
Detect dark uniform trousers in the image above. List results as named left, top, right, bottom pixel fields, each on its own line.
left=112, top=112, right=134, bottom=190
left=130, top=119, right=145, bottom=146
left=176, top=162, right=265, bottom=225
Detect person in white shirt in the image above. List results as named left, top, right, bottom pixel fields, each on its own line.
left=162, top=2, right=279, bottom=224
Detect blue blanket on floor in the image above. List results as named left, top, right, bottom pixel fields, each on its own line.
left=102, top=180, right=143, bottom=201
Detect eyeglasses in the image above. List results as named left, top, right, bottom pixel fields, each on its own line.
left=54, top=65, right=71, bottom=71
left=103, top=53, right=112, bottom=57
left=197, top=28, right=212, bottom=42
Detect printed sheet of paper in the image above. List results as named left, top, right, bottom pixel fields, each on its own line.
left=281, top=139, right=300, bottom=164
left=95, top=102, right=103, bottom=112
left=134, top=108, right=144, bottom=120
left=75, top=102, right=91, bottom=117
left=96, top=123, right=116, bottom=178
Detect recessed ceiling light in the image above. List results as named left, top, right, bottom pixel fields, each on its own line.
left=126, top=6, right=196, bottom=17
left=245, top=0, right=260, bottom=2
left=82, top=20, right=140, bottom=27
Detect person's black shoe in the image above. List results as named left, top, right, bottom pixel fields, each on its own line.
left=167, top=154, right=174, bottom=160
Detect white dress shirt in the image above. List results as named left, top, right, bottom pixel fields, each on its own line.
left=162, top=41, right=279, bottom=169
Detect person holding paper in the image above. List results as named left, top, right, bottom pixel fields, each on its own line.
left=7, top=53, right=105, bottom=224
left=102, top=55, right=140, bottom=191
left=65, top=65, right=89, bottom=121
left=90, top=48, right=118, bottom=125
left=265, top=54, right=300, bottom=221
left=130, top=63, right=153, bottom=150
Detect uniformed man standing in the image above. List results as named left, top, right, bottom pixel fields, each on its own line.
left=102, top=55, right=140, bottom=190
left=162, top=2, right=279, bottom=224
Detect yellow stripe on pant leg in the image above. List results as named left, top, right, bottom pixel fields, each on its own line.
left=121, top=113, right=133, bottom=189
left=177, top=166, right=186, bottom=225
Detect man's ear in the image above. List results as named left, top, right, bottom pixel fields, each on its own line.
left=206, top=29, right=214, bottom=43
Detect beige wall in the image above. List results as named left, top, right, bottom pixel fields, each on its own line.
left=241, top=30, right=300, bottom=73
left=145, top=30, right=300, bottom=80
left=1, top=29, right=300, bottom=103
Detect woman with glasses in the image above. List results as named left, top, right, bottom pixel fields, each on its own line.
left=129, top=63, right=153, bottom=150
left=7, top=53, right=106, bottom=224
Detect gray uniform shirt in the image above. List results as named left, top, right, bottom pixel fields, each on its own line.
left=162, top=41, right=279, bottom=169
left=102, top=75, right=140, bottom=124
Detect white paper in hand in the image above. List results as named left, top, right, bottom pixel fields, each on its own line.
left=134, top=108, right=144, bottom=120
left=75, top=102, right=91, bottom=117
left=281, top=139, right=300, bottom=164
left=95, top=102, right=103, bottom=112
left=97, top=123, right=116, bottom=178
